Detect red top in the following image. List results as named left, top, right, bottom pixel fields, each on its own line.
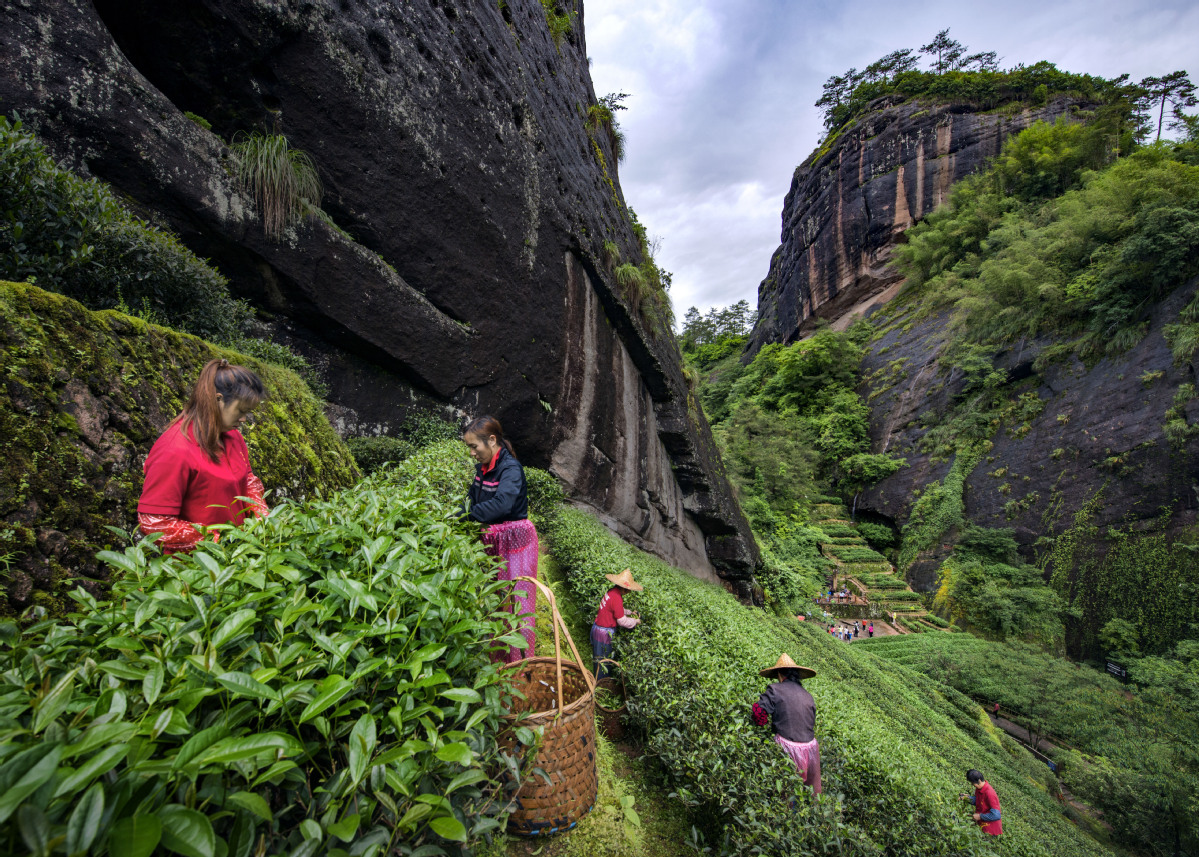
left=974, top=781, right=1002, bottom=835
left=139, top=423, right=256, bottom=527
left=594, top=588, right=625, bottom=628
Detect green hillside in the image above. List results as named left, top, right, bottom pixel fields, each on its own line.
left=544, top=506, right=1110, bottom=857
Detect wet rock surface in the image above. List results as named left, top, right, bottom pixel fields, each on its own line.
left=0, top=0, right=757, bottom=583
left=748, top=97, right=1088, bottom=354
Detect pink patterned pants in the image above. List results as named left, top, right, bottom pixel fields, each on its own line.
left=481, top=519, right=539, bottom=663
left=774, top=735, right=822, bottom=794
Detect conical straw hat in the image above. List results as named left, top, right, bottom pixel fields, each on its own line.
left=604, top=568, right=643, bottom=591
left=759, top=652, right=817, bottom=679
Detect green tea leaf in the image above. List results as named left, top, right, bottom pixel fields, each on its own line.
left=445, top=768, right=486, bottom=793
left=298, top=674, right=352, bottom=723
left=170, top=724, right=232, bottom=774
left=199, top=733, right=301, bottom=765
left=434, top=742, right=473, bottom=766
left=326, top=812, right=361, bottom=842
left=66, top=782, right=105, bottom=855
left=109, top=814, right=161, bottom=857
left=0, top=743, right=63, bottom=823
left=143, top=661, right=164, bottom=707
left=428, top=814, right=467, bottom=842
left=300, top=819, right=322, bottom=841
left=224, top=791, right=272, bottom=821
left=159, top=804, right=216, bottom=857
left=33, top=668, right=77, bottom=732
left=54, top=743, right=127, bottom=797
left=96, top=550, right=138, bottom=575
left=216, top=671, right=280, bottom=701
left=211, top=609, right=257, bottom=649
left=440, top=687, right=481, bottom=704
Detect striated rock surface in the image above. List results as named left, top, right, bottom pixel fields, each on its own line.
left=748, top=97, right=1088, bottom=354
left=0, top=0, right=758, bottom=586
left=858, top=279, right=1199, bottom=591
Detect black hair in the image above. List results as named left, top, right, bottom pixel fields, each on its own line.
left=966, top=769, right=985, bottom=784
left=780, top=668, right=806, bottom=683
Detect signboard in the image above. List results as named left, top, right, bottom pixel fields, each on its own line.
left=1106, top=661, right=1128, bottom=681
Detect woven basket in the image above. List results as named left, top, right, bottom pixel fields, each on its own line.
left=594, top=659, right=626, bottom=741
left=501, top=577, right=598, bottom=836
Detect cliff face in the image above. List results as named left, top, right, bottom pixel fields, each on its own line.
left=0, top=0, right=757, bottom=586
left=747, top=97, right=1086, bottom=353
left=859, top=279, right=1199, bottom=591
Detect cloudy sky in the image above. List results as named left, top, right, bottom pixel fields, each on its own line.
left=583, top=0, right=1199, bottom=321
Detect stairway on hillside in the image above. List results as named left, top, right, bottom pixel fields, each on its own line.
left=810, top=503, right=958, bottom=635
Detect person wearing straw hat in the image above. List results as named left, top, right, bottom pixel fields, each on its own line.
left=751, top=654, right=822, bottom=794
left=591, top=569, right=643, bottom=677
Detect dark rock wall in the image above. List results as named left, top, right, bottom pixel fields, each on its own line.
left=859, top=280, right=1199, bottom=591
left=0, top=0, right=758, bottom=584
left=748, top=97, right=1087, bottom=353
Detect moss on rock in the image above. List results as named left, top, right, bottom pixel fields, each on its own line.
left=0, top=281, right=360, bottom=613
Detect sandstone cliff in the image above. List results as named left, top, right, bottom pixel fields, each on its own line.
left=747, top=96, right=1087, bottom=353
left=0, top=0, right=757, bottom=586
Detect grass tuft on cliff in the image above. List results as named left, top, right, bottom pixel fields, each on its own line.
left=231, top=132, right=323, bottom=241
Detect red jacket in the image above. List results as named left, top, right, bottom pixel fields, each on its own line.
left=973, top=781, right=1002, bottom=835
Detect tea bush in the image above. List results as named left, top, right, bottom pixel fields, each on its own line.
left=0, top=117, right=250, bottom=343
left=346, top=436, right=418, bottom=475
left=543, top=506, right=1111, bottom=857
left=0, top=442, right=534, bottom=857
left=864, top=632, right=1199, bottom=855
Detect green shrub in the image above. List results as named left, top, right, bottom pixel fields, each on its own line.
left=233, top=337, right=328, bottom=398
left=855, top=521, right=896, bottom=548
left=524, top=467, right=564, bottom=527
left=538, top=0, right=575, bottom=50
left=0, top=116, right=250, bottom=342
left=816, top=524, right=858, bottom=538
left=345, top=435, right=416, bottom=475
left=828, top=545, right=888, bottom=563
left=231, top=132, right=323, bottom=241
left=0, top=443, right=532, bottom=856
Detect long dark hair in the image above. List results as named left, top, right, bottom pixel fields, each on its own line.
left=175, top=359, right=267, bottom=462
left=463, top=414, right=515, bottom=457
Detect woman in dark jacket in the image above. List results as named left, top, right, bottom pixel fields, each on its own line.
left=752, top=653, right=822, bottom=793
left=462, top=415, right=537, bottom=663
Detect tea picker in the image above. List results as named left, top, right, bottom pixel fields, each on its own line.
left=590, top=568, right=643, bottom=678
left=752, top=653, right=822, bottom=793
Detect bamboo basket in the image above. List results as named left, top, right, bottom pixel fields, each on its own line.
left=500, top=576, right=598, bottom=836
left=594, top=658, right=627, bottom=741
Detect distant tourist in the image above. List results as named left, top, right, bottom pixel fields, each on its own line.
left=461, top=415, right=538, bottom=663
left=868, top=622, right=875, bottom=638
left=960, top=769, right=1002, bottom=835
left=591, top=568, right=643, bottom=677
left=138, top=359, right=268, bottom=553
left=752, top=654, right=822, bottom=793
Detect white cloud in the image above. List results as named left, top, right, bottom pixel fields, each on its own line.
left=585, top=0, right=1199, bottom=321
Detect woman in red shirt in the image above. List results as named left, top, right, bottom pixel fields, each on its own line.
left=961, top=769, right=1003, bottom=835
left=591, top=569, right=642, bottom=677
left=138, top=359, right=269, bottom=553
